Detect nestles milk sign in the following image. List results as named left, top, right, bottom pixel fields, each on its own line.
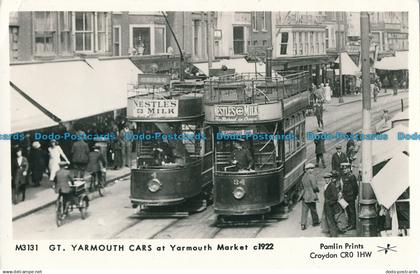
left=128, top=99, right=178, bottom=118
left=214, top=104, right=258, bottom=121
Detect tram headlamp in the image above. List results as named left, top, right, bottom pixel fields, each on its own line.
left=233, top=187, right=246, bottom=200
left=147, top=179, right=161, bottom=193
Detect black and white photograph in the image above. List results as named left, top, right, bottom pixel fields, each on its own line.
left=0, top=1, right=419, bottom=272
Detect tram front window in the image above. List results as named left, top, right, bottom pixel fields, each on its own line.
left=215, top=123, right=282, bottom=173
left=135, top=122, right=202, bottom=168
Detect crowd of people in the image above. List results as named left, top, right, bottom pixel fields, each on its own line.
left=10, top=115, right=136, bottom=205
left=300, top=129, right=360, bottom=237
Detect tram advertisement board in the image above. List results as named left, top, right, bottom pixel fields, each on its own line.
left=214, top=104, right=259, bottom=121
left=127, top=98, right=179, bottom=118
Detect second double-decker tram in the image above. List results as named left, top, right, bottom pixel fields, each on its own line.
left=127, top=74, right=213, bottom=217
left=203, top=72, right=309, bottom=224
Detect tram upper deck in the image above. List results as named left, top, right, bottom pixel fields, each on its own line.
left=203, top=71, right=310, bottom=124
left=127, top=78, right=205, bottom=122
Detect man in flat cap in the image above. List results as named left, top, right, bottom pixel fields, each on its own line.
left=300, top=163, right=320, bottom=230
left=340, top=162, right=359, bottom=231
left=331, top=145, right=348, bottom=173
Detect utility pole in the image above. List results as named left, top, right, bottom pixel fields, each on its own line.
left=359, top=11, right=378, bottom=237
left=207, top=12, right=213, bottom=71
left=336, top=12, right=344, bottom=103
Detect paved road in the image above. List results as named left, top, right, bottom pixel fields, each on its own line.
left=13, top=93, right=408, bottom=239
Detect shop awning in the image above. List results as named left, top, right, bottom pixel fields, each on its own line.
left=372, top=124, right=409, bottom=166
left=371, top=152, right=409, bottom=209
left=10, top=58, right=142, bottom=124
left=334, top=52, right=361, bottom=76
left=374, top=51, right=408, bottom=71
left=10, top=86, right=58, bottom=133
left=194, top=58, right=266, bottom=76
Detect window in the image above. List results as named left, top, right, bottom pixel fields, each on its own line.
left=325, top=28, right=329, bottom=48
left=262, top=40, right=267, bottom=46
left=58, top=12, right=72, bottom=54
left=193, top=20, right=200, bottom=56
left=34, top=12, right=56, bottom=55
left=132, top=27, right=150, bottom=55
left=113, top=26, right=121, bottom=56
left=73, top=12, right=111, bottom=53
left=293, top=32, right=297, bottom=55
left=280, top=32, right=288, bottom=55
left=74, top=12, right=94, bottom=52
left=253, top=40, right=258, bottom=46
left=299, top=32, right=303, bottom=55
left=233, top=26, right=245, bottom=54
left=96, top=12, right=109, bottom=52
left=252, top=12, right=257, bottom=31
left=305, top=32, right=309, bottom=54
left=261, top=12, right=267, bottom=31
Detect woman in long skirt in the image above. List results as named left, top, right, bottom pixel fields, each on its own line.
left=48, top=140, right=70, bottom=182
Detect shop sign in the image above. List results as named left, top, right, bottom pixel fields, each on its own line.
left=128, top=98, right=178, bottom=118
left=214, top=104, right=259, bottom=121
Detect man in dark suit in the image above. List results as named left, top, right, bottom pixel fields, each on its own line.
left=331, top=145, right=348, bottom=173
left=322, top=172, right=340, bottom=237
left=341, top=162, right=359, bottom=230
left=12, top=148, right=29, bottom=204
left=71, top=131, right=90, bottom=177
left=314, top=128, right=326, bottom=168
left=86, top=145, right=106, bottom=188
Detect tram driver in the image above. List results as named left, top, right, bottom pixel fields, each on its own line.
left=231, top=140, right=255, bottom=172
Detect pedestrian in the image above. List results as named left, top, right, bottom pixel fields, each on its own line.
left=12, top=148, right=28, bottom=204
left=314, top=102, right=324, bottom=128
left=373, top=83, right=379, bottom=102
left=48, top=140, right=70, bottom=182
left=340, top=162, right=359, bottom=231
left=28, top=141, right=46, bottom=187
left=86, top=145, right=107, bottom=190
left=355, top=77, right=361, bottom=95
left=392, top=75, right=398, bottom=95
left=314, top=128, right=326, bottom=168
left=322, top=172, right=341, bottom=237
left=71, top=131, right=90, bottom=178
left=331, top=145, right=348, bottom=173
left=54, top=161, right=74, bottom=213
left=119, top=125, right=133, bottom=168
left=314, top=85, right=325, bottom=103
left=113, top=138, right=123, bottom=170
left=324, top=82, right=332, bottom=103
left=382, top=109, right=390, bottom=122
left=300, top=163, right=320, bottom=230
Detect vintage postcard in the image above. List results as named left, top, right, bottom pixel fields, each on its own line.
left=0, top=0, right=419, bottom=272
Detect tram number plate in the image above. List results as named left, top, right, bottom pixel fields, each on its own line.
left=233, top=178, right=245, bottom=186
left=214, top=105, right=258, bottom=121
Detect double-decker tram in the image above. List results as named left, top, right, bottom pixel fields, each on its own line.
left=127, top=74, right=213, bottom=217
left=203, top=71, right=309, bottom=225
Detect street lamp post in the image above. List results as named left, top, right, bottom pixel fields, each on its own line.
left=359, top=11, right=378, bottom=237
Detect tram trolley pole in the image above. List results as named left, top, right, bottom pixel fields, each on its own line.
left=359, top=11, right=378, bottom=237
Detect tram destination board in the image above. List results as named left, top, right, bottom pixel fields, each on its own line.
left=214, top=104, right=259, bottom=121
left=138, top=74, right=171, bottom=86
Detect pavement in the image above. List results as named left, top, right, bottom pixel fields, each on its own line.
left=12, top=156, right=135, bottom=221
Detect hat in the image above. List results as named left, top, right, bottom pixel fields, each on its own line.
left=336, top=145, right=342, bottom=149
left=323, top=172, right=332, bottom=178
left=340, top=162, right=351, bottom=168
left=305, top=163, right=315, bottom=169
left=50, top=139, right=58, bottom=145
left=32, top=141, right=41, bottom=149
